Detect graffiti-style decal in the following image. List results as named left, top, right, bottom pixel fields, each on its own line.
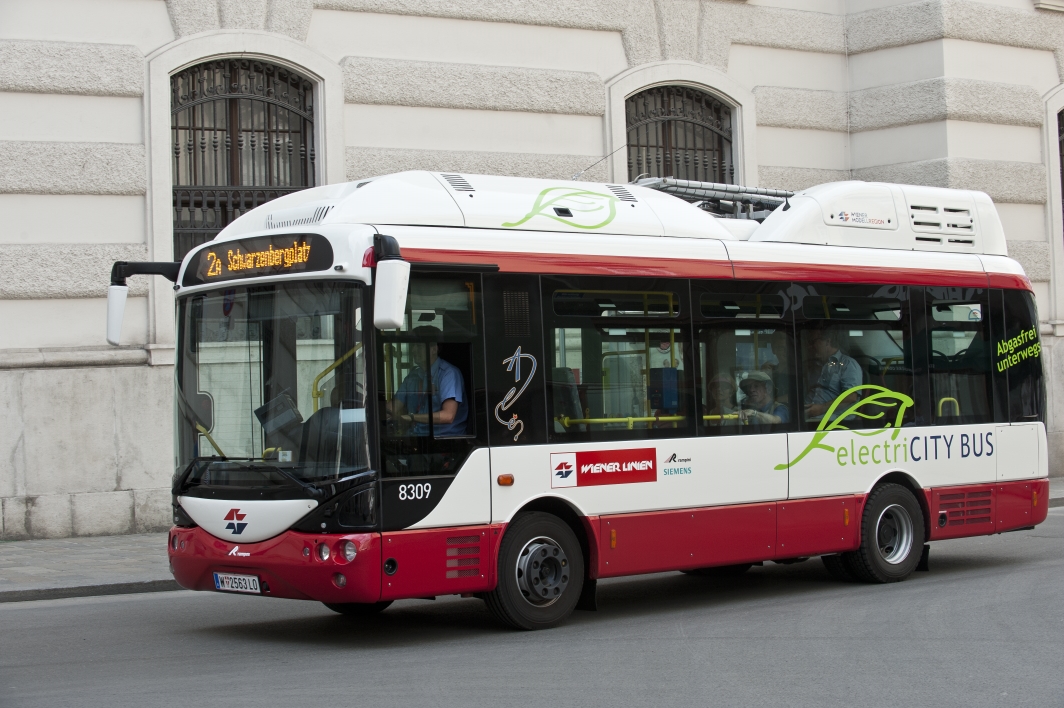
left=778, top=385, right=914, bottom=470
left=495, top=346, right=537, bottom=441
left=502, top=187, right=619, bottom=230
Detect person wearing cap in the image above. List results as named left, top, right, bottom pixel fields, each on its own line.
left=705, top=373, right=739, bottom=426
left=738, top=371, right=788, bottom=426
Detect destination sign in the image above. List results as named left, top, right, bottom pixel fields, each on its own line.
left=183, top=234, right=333, bottom=286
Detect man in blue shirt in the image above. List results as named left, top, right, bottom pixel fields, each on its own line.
left=738, top=371, right=788, bottom=428
left=389, top=331, right=469, bottom=437
left=805, top=327, right=863, bottom=421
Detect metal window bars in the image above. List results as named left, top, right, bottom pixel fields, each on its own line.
left=170, top=59, right=316, bottom=260
left=635, top=177, right=794, bottom=221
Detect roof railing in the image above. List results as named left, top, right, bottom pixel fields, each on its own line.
left=635, top=177, right=794, bottom=221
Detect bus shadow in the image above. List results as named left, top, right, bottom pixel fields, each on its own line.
left=191, top=551, right=1024, bottom=648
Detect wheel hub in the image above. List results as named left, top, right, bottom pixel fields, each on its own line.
left=516, top=536, right=570, bottom=606
left=876, top=503, right=914, bottom=565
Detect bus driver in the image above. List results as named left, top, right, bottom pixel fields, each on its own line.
left=388, top=328, right=469, bottom=437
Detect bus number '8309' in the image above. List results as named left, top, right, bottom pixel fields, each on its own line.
left=398, top=483, right=432, bottom=501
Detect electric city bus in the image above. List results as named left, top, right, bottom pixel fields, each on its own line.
left=107, top=172, right=1049, bottom=630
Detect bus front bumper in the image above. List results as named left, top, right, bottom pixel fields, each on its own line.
left=168, top=526, right=382, bottom=604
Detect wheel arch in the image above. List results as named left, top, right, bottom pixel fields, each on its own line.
left=510, top=496, right=597, bottom=581
left=868, top=470, right=931, bottom=541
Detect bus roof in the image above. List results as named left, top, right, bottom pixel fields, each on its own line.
left=215, top=171, right=1007, bottom=258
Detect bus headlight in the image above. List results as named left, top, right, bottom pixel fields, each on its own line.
left=342, top=541, right=358, bottom=562
left=317, top=543, right=330, bottom=561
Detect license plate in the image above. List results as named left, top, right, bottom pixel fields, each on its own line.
left=213, top=572, right=261, bottom=594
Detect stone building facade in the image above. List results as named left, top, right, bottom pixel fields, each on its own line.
left=2, top=0, right=1063, bottom=538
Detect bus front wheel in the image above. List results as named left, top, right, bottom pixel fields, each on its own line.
left=486, top=512, right=585, bottom=630
left=848, top=483, right=926, bottom=583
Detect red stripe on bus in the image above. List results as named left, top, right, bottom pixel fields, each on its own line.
left=987, top=272, right=1034, bottom=292
left=403, top=248, right=1030, bottom=290
left=402, top=248, right=734, bottom=279
left=731, top=260, right=991, bottom=287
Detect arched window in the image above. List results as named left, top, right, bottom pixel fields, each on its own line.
left=625, top=85, right=733, bottom=184
left=171, top=59, right=316, bottom=260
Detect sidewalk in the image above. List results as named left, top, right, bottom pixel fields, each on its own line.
left=0, top=532, right=176, bottom=602
left=2, top=481, right=1062, bottom=602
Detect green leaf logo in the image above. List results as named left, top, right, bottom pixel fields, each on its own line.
left=775, top=385, right=915, bottom=470
left=502, top=187, right=619, bottom=230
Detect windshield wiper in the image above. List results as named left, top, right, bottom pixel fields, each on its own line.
left=217, top=459, right=326, bottom=499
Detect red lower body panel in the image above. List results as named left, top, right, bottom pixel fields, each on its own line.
left=927, top=478, right=1047, bottom=541
left=598, top=502, right=778, bottom=578
left=171, top=479, right=1049, bottom=604
left=777, top=496, right=857, bottom=558
left=169, top=527, right=382, bottom=604
left=379, top=525, right=498, bottom=601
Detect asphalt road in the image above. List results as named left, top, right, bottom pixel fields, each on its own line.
left=2, top=509, right=1062, bottom=708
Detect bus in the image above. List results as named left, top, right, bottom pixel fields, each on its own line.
left=107, top=172, right=1049, bottom=630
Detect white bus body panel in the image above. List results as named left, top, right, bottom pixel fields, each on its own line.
left=995, top=423, right=1042, bottom=481
left=409, top=448, right=491, bottom=529
left=178, top=496, right=319, bottom=544
left=490, top=435, right=788, bottom=524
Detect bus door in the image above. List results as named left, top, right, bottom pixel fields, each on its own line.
left=375, top=269, right=490, bottom=534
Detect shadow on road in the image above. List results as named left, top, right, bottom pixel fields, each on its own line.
left=187, top=547, right=1028, bottom=648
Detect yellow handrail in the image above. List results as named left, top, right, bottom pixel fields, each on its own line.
left=937, top=397, right=960, bottom=417
left=703, top=414, right=741, bottom=420
left=195, top=423, right=226, bottom=457
left=311, top=344, right=362, bottom=412
left=556, top=415, right=686, bottom=430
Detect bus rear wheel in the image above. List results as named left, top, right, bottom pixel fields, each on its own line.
left=485, top=512, right=584, bottom=630
left=848, top=483, right=926, bottom=583
left=323, top=601, right=393, bottom=616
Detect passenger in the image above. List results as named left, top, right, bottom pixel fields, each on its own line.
left=738, top=371, right=788, bottom=426
left=805, top=326, right=862, bottom=420
left=388, top=327, right=469, bottom=437
left=705, top=374, right=740, bottom=426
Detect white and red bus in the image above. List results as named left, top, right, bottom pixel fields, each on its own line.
left=108, top=172, right=1049, bottom=630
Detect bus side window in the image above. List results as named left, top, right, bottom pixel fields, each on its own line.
left=926, top=287, right=994, bottom=424
left=544, top=277, right=694, bottom=442
left=1001, top=289, right=1045, bottom=423
left=696, top=286, right=794, bottom=435
left=796, top=285, right=916, bottom=430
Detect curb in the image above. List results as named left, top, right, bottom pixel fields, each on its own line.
left=0, top=579, right=181, bottom=604
left=1050, top=497, right=1064, bottom=509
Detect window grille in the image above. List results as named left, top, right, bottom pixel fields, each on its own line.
left=171, top=59, right=316, bottom=260
left=625, top=85, right=733, bottom=184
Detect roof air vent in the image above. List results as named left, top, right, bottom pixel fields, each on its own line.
left=607, top=185, right=637, bottom=202
left=442, top=174, right=474, bottom=192
left=264, top=204, right=334, bottom=230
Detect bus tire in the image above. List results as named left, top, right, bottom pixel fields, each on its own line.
left=682, top=563, right=753, bottom=577
left=485, top=512, right=584, bottom=631
left=323, top=600, right=392, bottom=616
left=849, top=483, right=926, bottom=584
left=820, top=554, right=857, bottom=582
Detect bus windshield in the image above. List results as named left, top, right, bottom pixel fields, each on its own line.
left=175, top=281, right=369, bottom=486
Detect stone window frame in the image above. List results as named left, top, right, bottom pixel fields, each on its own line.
left=605, top=61, right=758, bottom=187
left=144, top=32, right=345, bottom=359
left=1042, top=83, right=1064, bottom=334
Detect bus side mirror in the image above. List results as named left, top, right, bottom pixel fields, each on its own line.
left=105, top=260, right=180, bottom=346
left=372, top=234, right=410, bottom=330
left=106, top=285, right=129, bottom=346
left=374, top=259, right=410, bottom=330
